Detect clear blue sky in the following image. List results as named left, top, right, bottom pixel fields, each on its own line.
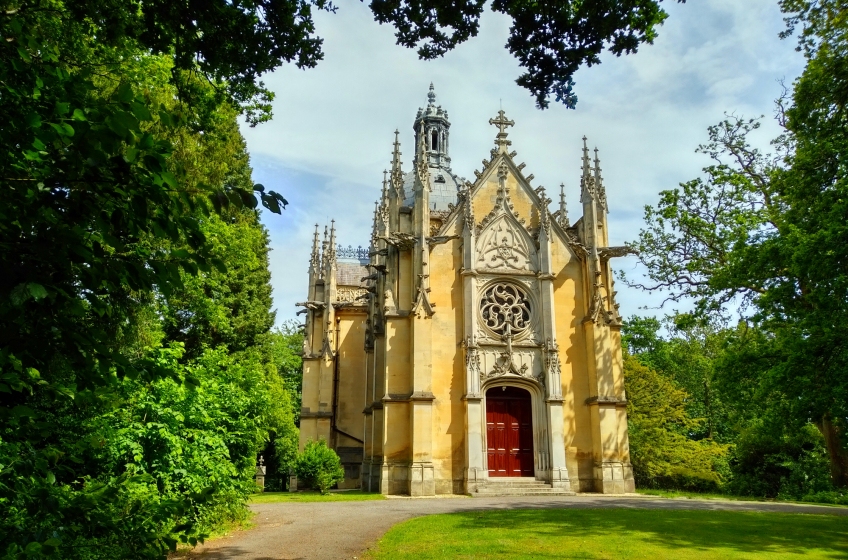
left=241, top=0, right=805, bottom=326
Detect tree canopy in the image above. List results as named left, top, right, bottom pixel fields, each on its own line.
left=628, top=0, right=848, bottom=488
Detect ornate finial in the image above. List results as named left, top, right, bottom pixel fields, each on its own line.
left=416, top=122, right=430, bottom=188
left=594, top=147, right=607, bottom=210
left=309, top=223, right=321, bottom=273
left=462, top=182, right=474, bottom=233
left=320, top=225, right=329, bottom=273
left=326, top=220, right=337, bottom=264
left=558, top=184, right=570, bottom=228
left=381, top=170, right=389, bottom=203
left=489, top=110, right=515, bottom=151
left=371, top=202, right=379, bottom=247
left=427, top=83, right=436, bottom=106
left=390, top=130, right=404, bottom=199
left=580, top=136, right=595, bottom=203
left=539, top=187, right=551, bottom=235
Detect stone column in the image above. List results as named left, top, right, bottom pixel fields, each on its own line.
left=538, top=204, right=571, bottom=491
left=460, top=187, right=486, bottom=492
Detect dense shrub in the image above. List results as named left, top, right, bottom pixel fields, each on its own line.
left=725, top=421, right=832, bottom=499
left=624, top=353, right=729, bottom=491
left=294, top=440, right=345, bottom=494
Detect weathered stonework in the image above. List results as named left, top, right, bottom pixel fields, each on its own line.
left=297, top=85, right=635, bottom=496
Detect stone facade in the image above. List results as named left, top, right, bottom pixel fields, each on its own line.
left=297, top=85, right=636, bottom=495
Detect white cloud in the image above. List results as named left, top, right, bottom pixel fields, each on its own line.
left=244, top=0, right=805, bottom=324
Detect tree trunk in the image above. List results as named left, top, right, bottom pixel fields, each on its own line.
left=817, top=414, right=848, bottom=488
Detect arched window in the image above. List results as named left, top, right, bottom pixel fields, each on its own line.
left=431, top=130, right=439, bottom=151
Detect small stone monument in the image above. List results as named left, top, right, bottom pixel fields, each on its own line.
left=254, top=455, right=266, bottom=492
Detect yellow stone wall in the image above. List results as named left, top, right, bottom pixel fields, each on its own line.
left=300, top=138, right=633, bottom=495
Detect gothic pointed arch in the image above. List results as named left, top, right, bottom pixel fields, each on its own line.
left=475, top=163, right=538, bottom=271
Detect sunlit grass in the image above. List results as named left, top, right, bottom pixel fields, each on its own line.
left=637, top=488, right=848, bottom=507
left=250, top=490, right=384, bottom=503
left=366, top=508, right=848, bottom=559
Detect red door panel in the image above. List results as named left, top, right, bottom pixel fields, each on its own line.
left=486, top=387, right=534, bottom=477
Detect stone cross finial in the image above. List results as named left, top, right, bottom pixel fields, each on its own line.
left=427, top=82, right=436, bottom=106
left=490, top=109, right=515, bottom=135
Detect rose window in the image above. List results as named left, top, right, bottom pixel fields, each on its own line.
left=480, top=283, right=532, bottom=336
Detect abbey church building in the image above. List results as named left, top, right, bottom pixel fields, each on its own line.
left=297, top=86, right=636, bottom=496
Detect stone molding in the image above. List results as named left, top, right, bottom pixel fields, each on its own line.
left=300, top=410, right=333, bottom=419
left=585, top=395, right=627, bottom=406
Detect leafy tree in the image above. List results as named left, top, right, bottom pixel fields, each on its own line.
left=268, top=322, right=306, bottom=425
left=623, top=316, right=731, bottom=442
left=623, top=353, right=729, bottom=490
left=628, top=2, right=848, bottom=487
left=161, top=211, right=275, bottom=360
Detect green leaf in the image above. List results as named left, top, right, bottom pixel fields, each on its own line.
left=49, top=122, right=74, bottom=137
left=56, top=101, right=70, bottom=115
left=211, top=258, right=227, bottom=274
left=130, top=102, right=153, bottom=121
left=27, top=283, right=48, bottom=300
left=139, top=133, right=154, bottom=149
left=26, top=113, right=42, bottom=128
left=160, top=171, right=178, bottom=189
left=12, top=405, right=37, bottom=418
left=72, top=108, right=87, bottom=121
left=116, top=82, right=133, bottom=103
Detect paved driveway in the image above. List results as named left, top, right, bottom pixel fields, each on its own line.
left=182, top=495, right=848, bottom=560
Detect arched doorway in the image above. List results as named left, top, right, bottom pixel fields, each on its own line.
left=486, top=386, right=534, bottom=477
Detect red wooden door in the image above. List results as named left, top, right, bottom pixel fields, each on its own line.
left=486, top=386, right=534, bottom=477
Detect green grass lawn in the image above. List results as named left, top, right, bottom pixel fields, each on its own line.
left=637, top=489, right=848, bottom=508
left=250, top=490, right=385, bottom=503
left=366, top=508, right=848, bottom=559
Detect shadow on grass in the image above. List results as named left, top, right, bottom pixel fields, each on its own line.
left=447, top=509, right=848, bottom=557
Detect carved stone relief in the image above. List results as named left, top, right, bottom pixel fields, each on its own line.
left=476, top=215, right=534, bottom=271
left=479, top=283, right=531, bottom=337
left=336, top=287, right=368, bottom=304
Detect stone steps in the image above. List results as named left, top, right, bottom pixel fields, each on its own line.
left=473, top=478, right=576, bottom=496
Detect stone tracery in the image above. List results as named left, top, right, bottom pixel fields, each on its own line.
left=480, top=282, right=532, bottom=337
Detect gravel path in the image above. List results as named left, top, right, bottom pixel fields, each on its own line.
left=182, top=495, right=848, bottom=560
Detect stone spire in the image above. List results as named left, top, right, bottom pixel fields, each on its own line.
left=309, top=223, right=321, bottom=276
left=320, top=224, right=329, bottom=271
left=391, top=129, right=404, bottom=199
left=371, top=201, right=379, bottom=249
left=326, top=220, right=337, bottom=264
left=381, top=169, right=389, bottom=205
left=580, top=136, right=594, bottom=203
left=557, top=184, right=570, bottom=228
left=593, top=147, right=608, bottom=210
left=414, top=83, right=451, bottom=168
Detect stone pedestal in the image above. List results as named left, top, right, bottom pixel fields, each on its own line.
left=409, top=462, right=435, bottom=496
left=594, top=461, right=635, bottom=494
